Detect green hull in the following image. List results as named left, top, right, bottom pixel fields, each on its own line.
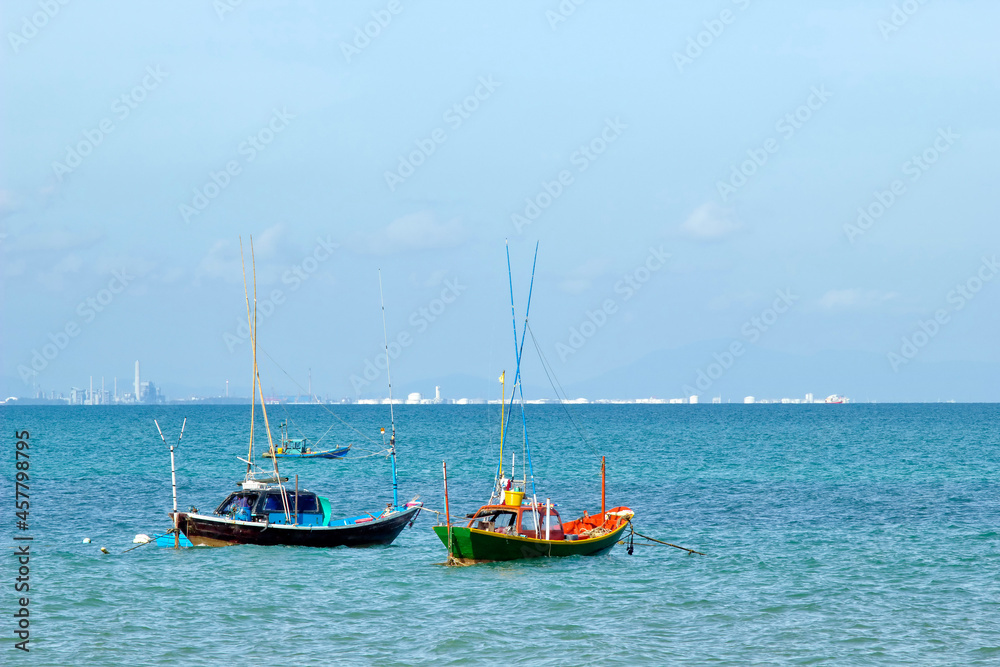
left=433, top=524, right=628, bottom=563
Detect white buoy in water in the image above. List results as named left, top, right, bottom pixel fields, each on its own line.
left=83, top=538, right=91, bottom=543
left=132, top=534, right=152, bottom=544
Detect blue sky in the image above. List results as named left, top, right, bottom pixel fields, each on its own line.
left=2, top=1, right=999, bottom=401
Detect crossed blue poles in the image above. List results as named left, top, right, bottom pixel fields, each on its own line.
left=493, top=240, right=539, bottom=499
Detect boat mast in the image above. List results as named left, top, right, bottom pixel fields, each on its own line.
left=378, top=270, right=399, bottom=510
left=505, top=240, right=539, bottom=499
left=502, top=240, right=537, bottom=463
left=239, top=238, right=256, bottom=473
left=494, top=370, right=505, bottom=501
left=246, top=236, right=290, bottom=522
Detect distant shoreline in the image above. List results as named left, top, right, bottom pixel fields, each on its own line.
left=1, top=399, right=984, bottom=406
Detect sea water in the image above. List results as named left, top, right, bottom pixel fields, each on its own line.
left=1, top=404, right=998, bottom=665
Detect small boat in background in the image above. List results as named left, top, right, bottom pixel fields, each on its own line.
left=262, top=421, right=351, bottom=459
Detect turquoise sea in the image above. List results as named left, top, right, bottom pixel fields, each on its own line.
left=2, top=404, right=999, bottom=665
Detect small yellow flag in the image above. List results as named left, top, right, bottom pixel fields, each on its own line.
left=499, top=371, right=505, bottom=383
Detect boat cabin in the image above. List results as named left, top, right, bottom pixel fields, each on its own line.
left=214, top=488, right=328, bottom=526
left=276, top=437, right=310, bottom=455
left=275, top=420, right=311, bottom=454
left=467, top=504, right=565, bottom=541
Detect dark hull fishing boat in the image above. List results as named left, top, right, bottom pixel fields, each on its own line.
left=435, top=242, right=634, bottom=564
left=177, top=488, right=420, bottom=548
left=179, top=511, right=418, bottom=548
left=170, top=238, right=420, bottom=549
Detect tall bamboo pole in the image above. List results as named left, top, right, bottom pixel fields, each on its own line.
left=247, top=237, right=289, bottom=521
left=497, top=370, right=505, bottom=500
left=239, top=238, right=256, bottom=473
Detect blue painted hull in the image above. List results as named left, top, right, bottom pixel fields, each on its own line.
left=153, top=532, right=194, bottom=547
left=264, top=445, right=351, bottom=459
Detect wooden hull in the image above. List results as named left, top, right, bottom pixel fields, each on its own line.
left=433, top=521, right=629, bottom=563
left=174, top=505, right=419, bottom=548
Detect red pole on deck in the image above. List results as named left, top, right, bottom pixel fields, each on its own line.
left=601, top=456, right=606, bottom=519
left=443, top=461, right=451, bottom=528
left=443, top=460, right=453, bottom=558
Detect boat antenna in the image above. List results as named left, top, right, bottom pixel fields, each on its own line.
left=378, top=269, right=399, bottom=509
left=505, top=239, right=539, bottom=499
left=239, top=237, right=256, bottom=474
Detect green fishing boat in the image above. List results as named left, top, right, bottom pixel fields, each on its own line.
left=433, top=502, right=633, bottom=564
left=434, top=241, right=634, bottom=564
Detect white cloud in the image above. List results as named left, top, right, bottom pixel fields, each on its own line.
left=251, top=224, right=285, bottom=258
left=36, top=254, right=83, bottom=291
left=356, top=212, right=465, bottom=254
left=558, top=257, right=610, bottom=294
left=0, top=227, right=119, bottom=289
left=0, top=189, right=16, bottom=219
left=819, top=289, right=898, bottom=309
left=706, top=291, right=757, bottom=311
left=196, top=239, right=241, bottom=284
left=558, top=279, right=592, bottom=294
left=195, top=225, right=287, bottom=284
left=421, top=269, right=448, bottom=288
left=5, top=228, right=103, bottom=253
left=679, top=203, right=742, bottom=241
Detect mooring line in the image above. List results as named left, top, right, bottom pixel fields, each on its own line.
left=121, top=530, right=175, bottom=554
left=630, top=525, right=705, bottom=555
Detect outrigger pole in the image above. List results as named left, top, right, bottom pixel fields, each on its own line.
left=378, top=270, right=399, bottom=509
left=155, top=417, right=186, bottom=548
left=505, top=239, right=539, bottom=499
